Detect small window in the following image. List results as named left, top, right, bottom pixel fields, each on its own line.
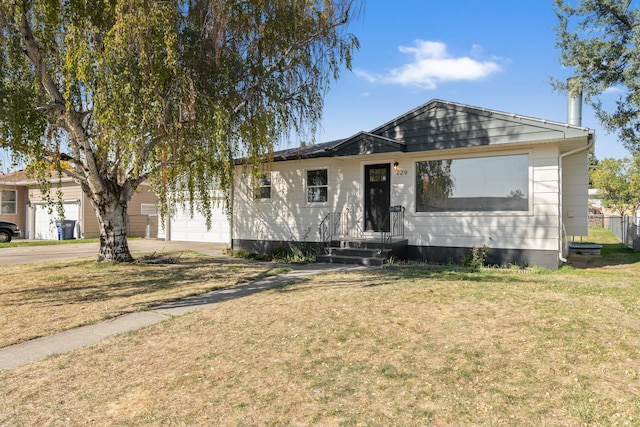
left=0, top=189, right=17, bottom=214
left=307, top=169, right=328, bottom=203
left=254, top=173, right=272, bottom=200
left=369, top=167, right=387, bottom=183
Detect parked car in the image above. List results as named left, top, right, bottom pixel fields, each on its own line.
left=0, top=220, right=21, bottom=243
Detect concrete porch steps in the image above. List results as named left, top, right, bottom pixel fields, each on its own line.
left=316, top=238, right=408, bottom=266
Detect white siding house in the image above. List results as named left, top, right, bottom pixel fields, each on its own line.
left=231, top=100, right=594, bottom=269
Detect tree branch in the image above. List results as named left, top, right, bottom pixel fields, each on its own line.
left=35, top=104, right=65, bottom=113
left=602, top=1, right=634, bottom=33
left=18, top=0, right=66, bottom=108
left=17, top=1, right=107, bottom=197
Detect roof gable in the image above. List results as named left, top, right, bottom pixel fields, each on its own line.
left=0, top=170, right=30, bottom=186
left=371, top=99, right=593, bottom=151
left=0, top=170, right=75, bottom=186
left=327, top=132, right=405, bottom=156
left=270, top=99, right=594, bottom=161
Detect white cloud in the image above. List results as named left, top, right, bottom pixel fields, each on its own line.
left=602, top=86, right=623, bottom=95
left=356, top=40, right=503, bottom=90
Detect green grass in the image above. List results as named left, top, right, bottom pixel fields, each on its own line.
left=563, top=227, right=638, bottom=269
left=0, top=237, right=100, bottom=248
left=579, top=226, right=623, bottom=245
left=0, top=237, right=145, bottom=248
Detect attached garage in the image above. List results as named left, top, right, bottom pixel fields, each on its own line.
left=32, top=202, right=80, bottom=240
left=169, top=201, right=230, bottom=243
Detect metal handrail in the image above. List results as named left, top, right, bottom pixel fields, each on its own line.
left=321, top=206, right=405, bottom=258
left=319, top=212, right=332, bottom=245
left=345, top=207, right=366, bottom=240
left=318, top=207, right=366, bottom=250
left=380, top=206, right=405, bottom=257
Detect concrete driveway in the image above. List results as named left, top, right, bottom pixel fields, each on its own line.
left=0, top=239, right=229, bottom=265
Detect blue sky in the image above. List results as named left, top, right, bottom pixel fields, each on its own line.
left=309, top=0, right=629, bottom=160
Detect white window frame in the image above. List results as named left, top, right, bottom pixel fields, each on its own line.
left=253, top=172, right=272, bottom=202
left=305, top=168, right=329, bottom=206
left=413, top=151, right=533, bottom=216
left=0, top=189, right=17, bottom=215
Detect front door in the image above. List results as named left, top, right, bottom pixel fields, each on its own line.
left=364, top=163, right=391, bottom=232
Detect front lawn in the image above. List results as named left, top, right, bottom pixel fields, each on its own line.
left=0, top=253, right=280, bottom=348
left=1, top=228, right=639, bottom=425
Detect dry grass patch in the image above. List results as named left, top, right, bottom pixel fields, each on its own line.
left=2, top=228, right=640, bottom=425
left=0, top=252, right=280, bottom=347
left=2, top=250, right=640, bottom=425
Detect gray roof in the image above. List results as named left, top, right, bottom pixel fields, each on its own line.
left=270, top=99, right=594, bottom=161
left=271, top=139, right=345, bottom=161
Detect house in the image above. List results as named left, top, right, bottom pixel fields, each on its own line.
left=230, top=99, right=595, bottom=269
left=0, top=170, right=159, bottom=240
left=158, top=192, right=230, bottom=243
left=588, top=188, right=605, bottom=215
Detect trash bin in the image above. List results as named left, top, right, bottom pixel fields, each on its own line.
left=55, top=221, right=63, bottom=240
left=55, top=220, right=76, bottom=240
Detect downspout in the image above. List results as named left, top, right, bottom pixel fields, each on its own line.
left=78, top=197, right=83, bottom=239
left=25, top=201, right=31, bottom=239
left=558, top=77, right=593, bottom=264
left=558, top=135, right=594, bottom=263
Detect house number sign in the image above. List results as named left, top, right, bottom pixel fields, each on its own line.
left=395, top=169, right=408, bottom=175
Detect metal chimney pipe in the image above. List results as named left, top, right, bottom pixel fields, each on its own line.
left=567, top=77, right=583, bottom=126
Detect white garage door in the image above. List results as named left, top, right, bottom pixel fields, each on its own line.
left=170, top=202, right=230, bottom=243
left=33, top=202, right=80, bottom=240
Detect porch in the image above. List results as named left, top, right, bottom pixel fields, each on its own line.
left=316, top=206, right=407, bottom=266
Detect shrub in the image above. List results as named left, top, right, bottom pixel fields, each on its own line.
left=464, top=245, right=489, bottom=271
left=270, top=244, right=315, bottom=264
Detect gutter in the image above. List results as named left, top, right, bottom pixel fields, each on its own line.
left=558, top=134, right=595, bottom=264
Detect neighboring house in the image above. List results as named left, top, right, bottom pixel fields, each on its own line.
left=231, top=99, right=595, bottom=269
left=0, top=170, right=159, bottom=240
left=588, top=189, right=602, bottom=213
left=588, top=204, right=603, bottom=215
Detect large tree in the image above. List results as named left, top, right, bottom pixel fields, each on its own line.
left=0, top=0, right=360, bottom=261
left=554, top=0, right=640, bottom=153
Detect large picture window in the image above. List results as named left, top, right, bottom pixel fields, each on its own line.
left=307, top=169, right=328, bottom=203
left=416, top=154, right=529, bottom=212
left=0, top=189, right=17, bottom=214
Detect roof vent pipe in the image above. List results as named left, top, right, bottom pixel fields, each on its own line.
left=567, top=77, right=583, bottom=126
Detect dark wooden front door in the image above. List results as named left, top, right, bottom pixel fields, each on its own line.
left=364, top=163, right=391, bottom=232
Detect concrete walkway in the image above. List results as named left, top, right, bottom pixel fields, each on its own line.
left=0, top=262, right=367, bottom=370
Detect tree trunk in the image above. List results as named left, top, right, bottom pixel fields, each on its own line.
left=91, top=184, right=135, bottom=262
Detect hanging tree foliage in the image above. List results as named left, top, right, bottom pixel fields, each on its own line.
left=554, top=0, right=640, bottom=153
left=0, top=0, right=361, bottom=261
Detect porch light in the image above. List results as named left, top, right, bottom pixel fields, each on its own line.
left=393, top=161, right=399, bottom=171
